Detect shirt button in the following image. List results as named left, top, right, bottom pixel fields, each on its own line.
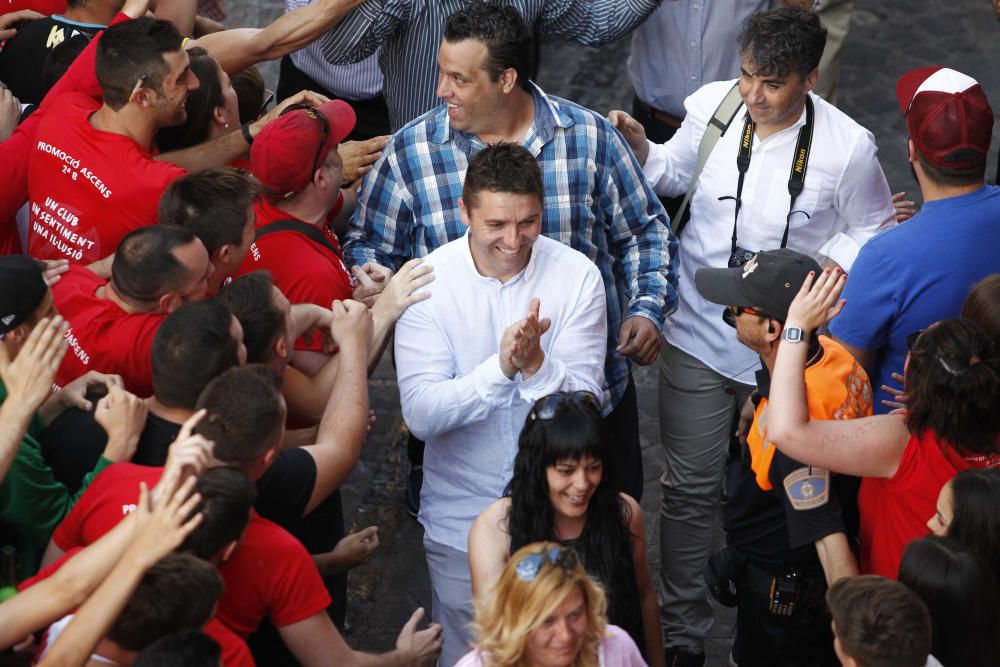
left=690, top=40, right=697, bottom=46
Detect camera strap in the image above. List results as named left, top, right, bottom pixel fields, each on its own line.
left=725, top=96, right=815, bottom=256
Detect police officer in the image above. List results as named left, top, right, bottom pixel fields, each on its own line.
left=694, top=249, right=871, bottom=666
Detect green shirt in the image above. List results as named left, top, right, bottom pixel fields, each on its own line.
left=0, top=381, right=111, bottom=580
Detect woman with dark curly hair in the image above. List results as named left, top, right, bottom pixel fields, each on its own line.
left=766, top=269, right=1000, bottom=578
left=458, top=542, right=645, bottom=667
left=468, top=393, right=663, bottom=667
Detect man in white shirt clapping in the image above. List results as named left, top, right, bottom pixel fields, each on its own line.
left=393, top=143, right=607, bottom=667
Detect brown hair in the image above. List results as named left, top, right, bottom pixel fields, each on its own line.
left=826, top=575, right=930, bottom=667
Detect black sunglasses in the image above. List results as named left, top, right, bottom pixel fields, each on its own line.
left=530, top=391, right=601, bottom=422
left=907, top=328, right=926, bottom=352
left=514, top=545, right=579, bottom=582
left=279, top=103, right=329, bottom=180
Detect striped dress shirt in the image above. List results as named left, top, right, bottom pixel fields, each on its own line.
left=343, top=83, right=678, bottom=409
left=285, top=0, right=384, bottom=100
left=318, top=0, right=662, bottom=130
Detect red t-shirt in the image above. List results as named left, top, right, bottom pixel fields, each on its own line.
left=26, top=91, right=186, bottom=263
left=858, top=428, right=1000, bottom=578
left=52, top=265, right=162, bottom=396
left=234, top=198, right=352, bottom=352
left=51, top=463, right=330, bottom=638
left=0, top=12, right=116, bottom=256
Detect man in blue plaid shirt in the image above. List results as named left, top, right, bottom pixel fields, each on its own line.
left=344, top=3, right=677, bottom=505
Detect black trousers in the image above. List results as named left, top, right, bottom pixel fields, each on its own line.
left=732, top=563, right=838, bottom=667
left=277, top=56, right=391, bottom=142
left=408, top=373, right=644, bottom=501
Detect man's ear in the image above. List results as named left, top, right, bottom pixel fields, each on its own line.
left=766, top=319, right=783, bottom=343
left=498, top=67, right=518, bottom=95
left=907, top=138, right=918, bottom=164
left=159, top=292, right=182, bottom=314
left=803, top=67, right=820, bottom=93
left=213, top=244, right=232, bottom=267
left=458, top=196, right=470, bottom=228
left=275, top=333, right=289, bottom=361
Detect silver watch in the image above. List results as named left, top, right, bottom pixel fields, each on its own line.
left=782, top=326, right=806, bottom=343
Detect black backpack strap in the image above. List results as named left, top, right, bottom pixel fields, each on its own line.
left=254, top=219, right=341, bottom=256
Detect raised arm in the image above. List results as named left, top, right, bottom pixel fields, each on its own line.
left=766, top=269, right=910, bottom=478
left=318, top=0, right=410, bottom=66
left=36, top=477, right=203, bottom=667
left=300, top=300, right=372, bottom=513
left=0, top=317, right=67, bottom=485
left=194, top=0, right=366, bottom=74
left=538, top=0, right=660, bottom=45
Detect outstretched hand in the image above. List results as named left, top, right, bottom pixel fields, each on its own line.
left=373, top=258, right=434, bottom=322
left=607, top=110, right=650, bottom=166
left=395, top=607, right=443, bottom=667
left=785, top=268, right=847, bottom=332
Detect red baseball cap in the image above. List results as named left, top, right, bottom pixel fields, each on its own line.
left=896, top=66, right=994, bottom=170
left=251, top=100, right=356, bottom=198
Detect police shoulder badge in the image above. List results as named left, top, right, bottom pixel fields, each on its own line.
left=783, top=467, right=830, bottom=510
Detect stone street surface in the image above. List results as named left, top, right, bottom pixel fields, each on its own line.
left=223, top=1, right=1000, bottom=664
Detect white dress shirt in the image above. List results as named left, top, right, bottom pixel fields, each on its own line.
left=643, top=79, right=895, bottom=383
left=395, top=232, right=607, bottom=551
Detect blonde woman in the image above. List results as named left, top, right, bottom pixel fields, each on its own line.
left=457, top=542, right=647, bottom=667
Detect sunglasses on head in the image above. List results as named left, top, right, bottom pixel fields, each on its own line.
left=907, top=328, right=926, bottom=352
left=514, top=545, right=579, bottom=582
left=529, top=391, right=601, bottom=422
left=279, top=103, right=330, bottom=179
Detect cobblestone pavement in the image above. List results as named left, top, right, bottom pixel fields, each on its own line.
left=221, top=1, right=1000, bottom=664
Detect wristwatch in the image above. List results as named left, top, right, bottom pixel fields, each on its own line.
left=782, top=326, right=806, bottom=343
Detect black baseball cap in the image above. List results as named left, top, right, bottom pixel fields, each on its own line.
left=0, top=255, right=48, bottom=336
left=695, top=248, right=821, bottom=322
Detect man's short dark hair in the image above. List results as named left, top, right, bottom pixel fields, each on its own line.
left=178, top=467, right=256, bottom=559
left=158, top=168, right=260, bottom=255
left=96, top=18, right=184, bottom=110
left=194, top=365, right=285, bottom=466
left=106, top=553, right=223, bottom=652
left=111, top=225, right=199, bottom=306
left=826, top=575, right=931, bottom=667
left=738, top=8, right=826, bottom=80
left=916, top=151, right=986, bottom=188
left=444, top=3, right=535, bottom=93
left=134, top=630, right=221, bottom=667
left=462, top=143, right=543, bottom=210
left=217, top=272, right=285, bottom=364
left=152, top=301, right=240, bottom=408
